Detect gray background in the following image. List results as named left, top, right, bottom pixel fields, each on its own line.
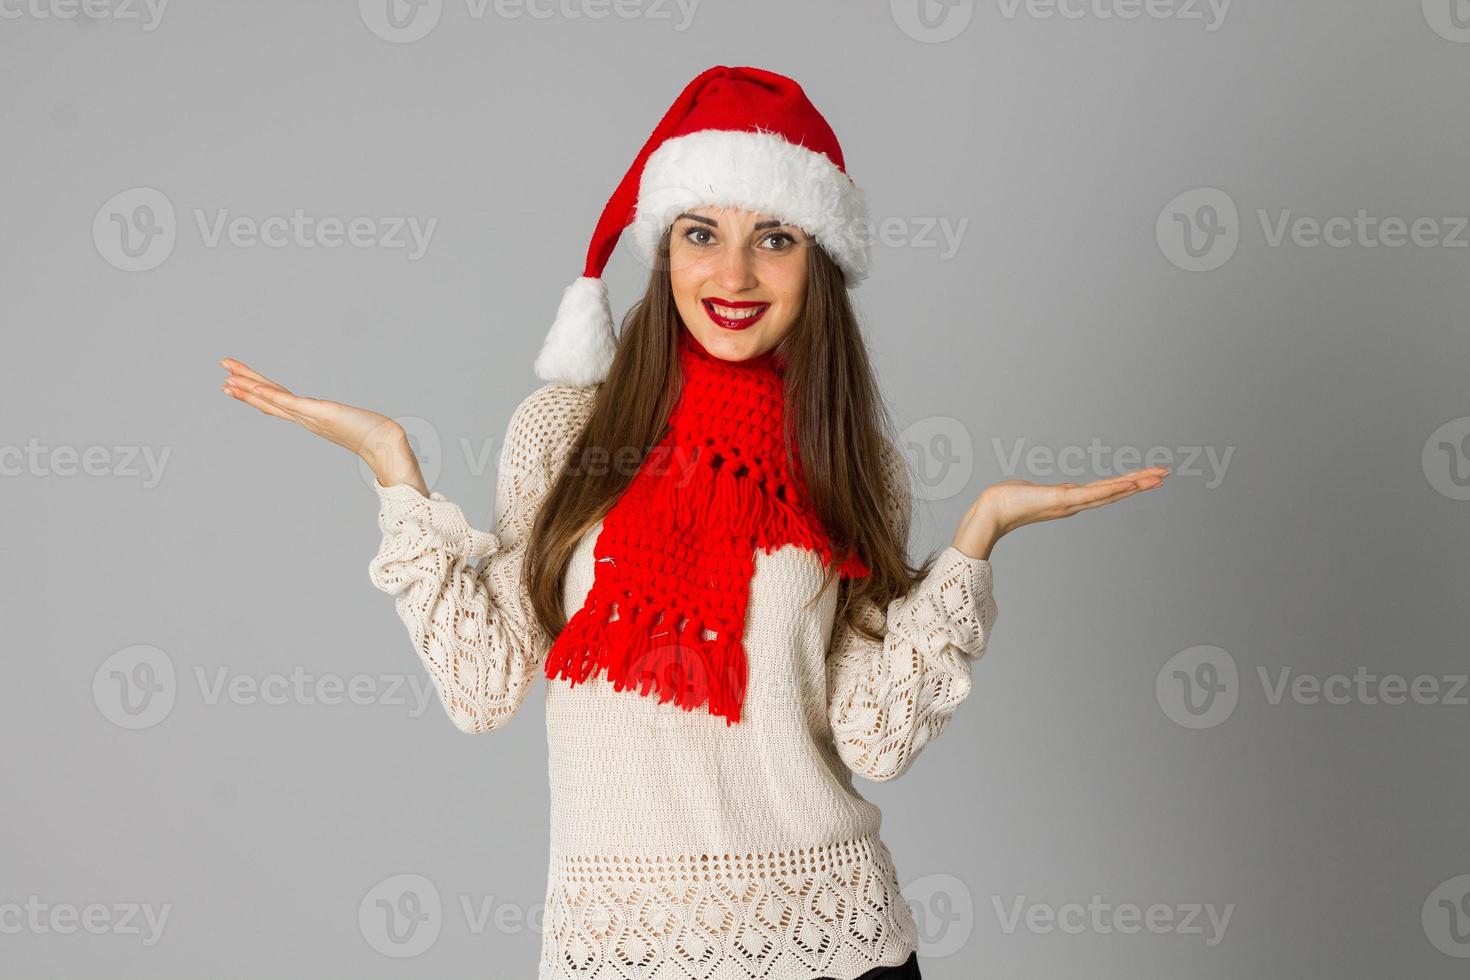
left=3, top=1, right=1467, bottom=977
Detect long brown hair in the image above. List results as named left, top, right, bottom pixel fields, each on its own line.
left=526, top=227, right=937, bottom=646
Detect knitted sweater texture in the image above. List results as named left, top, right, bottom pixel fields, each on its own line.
left=368, top=382, right=999, bottom=980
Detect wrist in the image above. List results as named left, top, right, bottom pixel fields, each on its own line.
left=360, top=426, right=421, bottom=491
left=952, top=502, right=1001, bottom=561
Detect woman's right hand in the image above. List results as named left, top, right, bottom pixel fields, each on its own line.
left=220, top=357, right=428, bottom=496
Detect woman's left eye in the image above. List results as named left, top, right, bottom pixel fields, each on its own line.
left=762, top=232, right=796, bottom=250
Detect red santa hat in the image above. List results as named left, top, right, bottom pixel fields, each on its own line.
left=533, top=65, right=872, bottom=386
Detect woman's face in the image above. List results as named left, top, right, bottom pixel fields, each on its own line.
left=667, top=206, right=810, bottom=362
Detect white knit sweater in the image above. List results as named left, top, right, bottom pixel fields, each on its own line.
left=368, top=382, right=998, bottom=980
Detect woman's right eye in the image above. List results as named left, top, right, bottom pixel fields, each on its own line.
left=681, top=226, right=714, bottom=247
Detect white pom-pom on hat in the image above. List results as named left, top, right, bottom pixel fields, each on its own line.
left=534, top=277, right=618, bottom=388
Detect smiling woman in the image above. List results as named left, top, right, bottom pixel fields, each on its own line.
left=666, top=207, right=810, bottom=360
left=220, top=64, right=1163, bottom=980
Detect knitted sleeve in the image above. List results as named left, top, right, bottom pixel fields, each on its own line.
left=826, top=439, right=999, bottom=782
left=368, top=383, right=596, bottom=734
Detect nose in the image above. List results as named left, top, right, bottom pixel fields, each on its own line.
left=714, top=241, right=759, bottom=293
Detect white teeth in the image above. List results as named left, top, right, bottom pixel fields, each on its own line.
left=708, top=303, right=767, bottom=320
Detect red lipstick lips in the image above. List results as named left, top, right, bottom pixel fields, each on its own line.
left=702, top=297, right=770, bottom=330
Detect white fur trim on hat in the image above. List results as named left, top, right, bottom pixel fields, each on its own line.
left=626, top=128, right=872, bottom=285
left=534, top=276, right=618, bottom=386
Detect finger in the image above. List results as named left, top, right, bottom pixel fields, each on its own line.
left=1099, top=466, right=1169, bottom=484
left=234, top=380, right=314, bottom=420
left=1054, top=477, right=1162, bottom=514
left=220, top=358, right=286, bottom=390
left=1082, top=472, right=1166, bottom=495
left=1061, top=485, right=1143, bottom=516
left=223, top=383, right=296, bottom=422
left=1060, top=479, right=1141, bottom=506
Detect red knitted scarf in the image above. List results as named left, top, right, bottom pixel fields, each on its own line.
left=542, top=325, right=870, bottom=725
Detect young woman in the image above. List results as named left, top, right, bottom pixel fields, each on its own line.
left=221, top=67, right=1164, bottom=980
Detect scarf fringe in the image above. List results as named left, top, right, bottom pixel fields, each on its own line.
left=661, top=446, right=868, bottom=577
left=544, top=598, right=749, bottom=726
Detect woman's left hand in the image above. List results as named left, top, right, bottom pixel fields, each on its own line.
left=951, top=467, right=1168, bottom=560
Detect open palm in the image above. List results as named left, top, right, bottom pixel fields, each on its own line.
left=220, top=357, right=424, bottom=491
left=980, top=467, right=1167, bottom=536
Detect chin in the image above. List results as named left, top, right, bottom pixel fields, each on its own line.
left=685, top=317, right=786, bottom=362
left=701, top=330, right=768, bottom=361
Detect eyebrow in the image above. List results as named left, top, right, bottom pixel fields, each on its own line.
left=675, top=212, right=789, bottom=231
